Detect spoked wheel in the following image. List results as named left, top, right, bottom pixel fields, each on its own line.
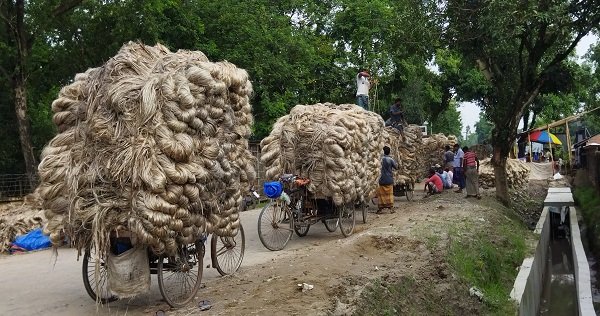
left=338, top=204, right=356, bottom=237
left=356, top=201, right=367, bottom=224
left=406, top=183, right=414, bottom=201
left=258, top=201, right=293, bottom=251
left=294, top=223, right=310, bottom=237
left=292, top=198, right=309, bottom=237
left=157, top=242, right=204, bottom=308
left=323, top=218, right=339, bottom=232
left=211, top=224, right=245, bottom=276
left=82, top=246, right=118, bottom=303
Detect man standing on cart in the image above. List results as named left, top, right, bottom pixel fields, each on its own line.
left=376, top=146, right=398, bottom=214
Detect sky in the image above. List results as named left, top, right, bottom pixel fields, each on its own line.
left=457, top=33, right=598, bottom=138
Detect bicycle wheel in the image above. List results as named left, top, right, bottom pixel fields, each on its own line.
left=157, top=242, right=204, bottom=308
left=338, top=204, right=356, bottom=237
left=406, top=183, right=414, bottom=201
left=82, top=246, right=118, bottom=303
left=357, top=202, right=367, bottom=224
left=323, top=218, right=339, bottom=232
left=258, top=201, right=293, bottom=251
left=211, top=224, right=245, bottom=276
left=294, top=223, right=310, bottom=237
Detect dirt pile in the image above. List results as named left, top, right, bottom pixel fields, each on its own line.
left=260, top=103, right=385, bottom=205
left=37, top=42, right=255, bottom=256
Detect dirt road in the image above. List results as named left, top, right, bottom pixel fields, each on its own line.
left=0, top=186, right=497, bottom=316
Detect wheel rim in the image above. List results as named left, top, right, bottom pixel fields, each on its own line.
left=258, top=202, right=293, bottom=251
left=339, top=204, right=355, bottom=237
left=294, top=223, right=310, bottom=237
left=323, top=218, right=339, bottom=232
left=212, top=225, right=245, bottom=276
left=406, top=184, right=414, bottom=201
left=83, top=247, right=117, bottom=303
left=158, top=242, right=203, bottom=308
left=358, top=202, right=367, bottom=224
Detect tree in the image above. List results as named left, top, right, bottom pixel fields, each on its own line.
left=445, top=0, right=600, bottom=204
left=430, top=100, right=462, bottom=137
left=474, top=112, right=494, bottom=145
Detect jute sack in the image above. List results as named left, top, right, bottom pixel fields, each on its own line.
left=107, top=246, right=150, bottom=298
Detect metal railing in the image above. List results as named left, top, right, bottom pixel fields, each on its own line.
left=0, top=174, right=38, bottom=202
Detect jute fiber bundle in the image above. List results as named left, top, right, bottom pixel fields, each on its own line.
left=38, top=42, right=255, bottom=256
left=381, top=124, right=423, bottom=185
left=261, top=103, right=385, bottom=206
left=422, top=133, right=458, bottom=172
left=0, top=192, right=45, bottom=253
left=478, top=158, right=530, bottom=188
left=469, top=144, right=492, bottom=160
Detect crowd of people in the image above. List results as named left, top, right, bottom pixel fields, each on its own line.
left=423, top=144, right=481, bottom=199
left=358, top=69, right=482, bottom=213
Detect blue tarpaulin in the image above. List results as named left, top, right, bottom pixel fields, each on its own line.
left=12, top=228, right=51, bottom=251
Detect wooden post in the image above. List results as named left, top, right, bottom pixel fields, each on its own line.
left=548, top=125, right=554, bottom=174
left=528, top=133, right=532, bottom=162
left=565, top=121, right=572, bottom=172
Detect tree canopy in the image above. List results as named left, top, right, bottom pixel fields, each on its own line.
left=1, top=0, right=453, bottom=174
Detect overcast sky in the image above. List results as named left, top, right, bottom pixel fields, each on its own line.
left=457, top=33, right=598, bottom=138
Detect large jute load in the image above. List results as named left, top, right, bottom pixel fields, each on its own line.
left=478, top=158, right=530, bottom=188
left=260, top=103, right=385, bottom=205
left=37, top=42, right=255, bottom=256
left=421, top=133, right=458, bottom=172
left=381, top=124, right=423, bottom=185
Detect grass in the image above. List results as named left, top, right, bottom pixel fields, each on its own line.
left=447, top=214, right=530, bottom=315
left=353, top=276, right=457, bottom=316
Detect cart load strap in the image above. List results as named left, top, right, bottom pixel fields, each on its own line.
left=264, top=181, right=283, bottom=199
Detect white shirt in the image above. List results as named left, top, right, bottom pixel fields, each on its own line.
left=356, top=74, right=370, bottom=96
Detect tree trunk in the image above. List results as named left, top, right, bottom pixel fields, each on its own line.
left=14, top=77, right=37, bottom=176
left=492, top=146, right=510, bottom=205
left=13, top=0, right=37, bottom=176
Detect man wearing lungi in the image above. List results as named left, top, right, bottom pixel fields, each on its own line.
left=377, top=146, right=398, bottom=213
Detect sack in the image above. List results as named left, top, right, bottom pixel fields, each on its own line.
left=263, top=181, right=283, bottom=199
left=12, top=228, right=51, bottom=251
left=107, top=245, right=150, bottom=298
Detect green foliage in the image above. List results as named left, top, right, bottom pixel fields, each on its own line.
left=431, top=101, right=462, bottom=136
left=445, top=1, right=600, bottom=146
left=448, top=219, right=528, bottom=315
left=474, top=112, right=494, bottom=144
left=1, top=0, right=451, bottom=172
left=574, top=186, right=600, bottom=253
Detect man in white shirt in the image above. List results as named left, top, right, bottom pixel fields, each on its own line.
left=356, top=69, right=370, bottom=110
left=452, top=143, right=465, bottom=193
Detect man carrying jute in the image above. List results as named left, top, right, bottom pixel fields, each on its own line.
left=376, top=146, right=398, bottom=214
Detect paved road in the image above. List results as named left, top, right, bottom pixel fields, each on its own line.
left=0, top=205, right=354, bottom=315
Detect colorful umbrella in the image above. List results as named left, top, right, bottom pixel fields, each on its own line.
left=529, top=130, right=562, bottom=145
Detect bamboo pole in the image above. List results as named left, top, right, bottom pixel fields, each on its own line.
left=548, top=125, right=554, bottom=174
left=566, top=121, right=572, bottom=172
left=528, top=133, right=532, bottom=162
